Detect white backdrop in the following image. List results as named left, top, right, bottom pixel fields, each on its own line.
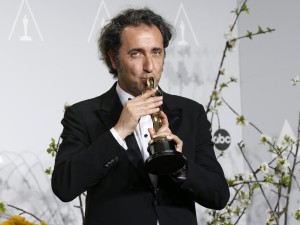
left=1, top=0, right=246, bottom=224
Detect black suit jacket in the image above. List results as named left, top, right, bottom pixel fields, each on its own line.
left=52, top=83, right=229, bottom=225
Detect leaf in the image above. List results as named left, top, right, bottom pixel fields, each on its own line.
left=220, top=83, right=228, bottom=89
left=47, top=138, right=59, bottom=157
left=217, top=101, right=223, bottom=106
left=234, top=206, right=241, bottom=216
left=257, top=25, right=264, bottom=34
left=283, top=135, right=295, bottom=145
left=246, top=30, right=253, bottom=39
left=241, top=3, right=250, bottom=14
left=293, top=209, right=300, bottom=220
left=210, top=90, right=219, bottom=101
left=263, top=174, right=274, bottom=183
left=45, top=167, right=52, bottom=175
left=227, top=179, right=235, bottom=186
left=0, top=202, right=6, bottom=213
left=259, top=136, right=268, bottom=145
left=236, top=115, right=248, bottom=125
left=280, top=174, right=291, bottom=188
left=231, top=8, right=239, bottom=16
left=219, top=68, right=225, bottom=75
left=230, top=76, right=238, bottom=82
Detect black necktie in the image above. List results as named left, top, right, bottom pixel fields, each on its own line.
left=125, top=133, right=144, bottom=166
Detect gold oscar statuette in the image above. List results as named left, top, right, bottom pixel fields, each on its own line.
left=144, top=77, right=186, bottom=175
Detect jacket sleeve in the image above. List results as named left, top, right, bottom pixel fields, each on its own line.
left=180, top=104, right=230, bottom=210
left=51, top=105, right=122, bottom=202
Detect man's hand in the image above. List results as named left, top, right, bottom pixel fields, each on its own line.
left=114, top=89, right=163, bottom=140
left=148, top=111, right=183, bottom=152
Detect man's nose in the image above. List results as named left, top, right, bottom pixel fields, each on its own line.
left=143, top=55, right=153, bottom=73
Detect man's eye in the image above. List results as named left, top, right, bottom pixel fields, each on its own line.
left=130, top=51, right=141, bottom=57
left=152, top=50, right=162, bottom=56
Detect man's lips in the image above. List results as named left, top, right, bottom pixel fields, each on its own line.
left=141, top=78, right=148, bottom=85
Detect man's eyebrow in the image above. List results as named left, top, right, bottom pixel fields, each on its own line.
left=128, top=47, right=163, bottom=52
left=152, top=47, right=163, bottom=51
left=128, top=48, right=143, bottom=53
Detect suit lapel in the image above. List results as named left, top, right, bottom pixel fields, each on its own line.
left=96, top=83, right=122, bottom=129
left=96, top=83, right=151, bottom=184
left=164, top=107, right=182, bottom=136
left=162, top=92, right=182, bottom=136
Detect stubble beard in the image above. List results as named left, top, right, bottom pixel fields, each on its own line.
left=116, top=58, right=163, bottom=96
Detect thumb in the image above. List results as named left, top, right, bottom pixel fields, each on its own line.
left=148, top=128, right=156, bottom=138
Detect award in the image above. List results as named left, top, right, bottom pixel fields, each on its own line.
left=144, top=77, right=187, bottom=175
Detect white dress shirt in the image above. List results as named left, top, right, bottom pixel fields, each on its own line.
left=110, top=82, right=158, bottom=187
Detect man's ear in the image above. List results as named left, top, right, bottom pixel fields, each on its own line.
left=108, top=51, right=117, bottom=70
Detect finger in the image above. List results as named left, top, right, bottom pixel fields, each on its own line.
left=145, top=98, right=163, bottom=110
left=148, top=128, right=156, bottom=138
left=126, top=97, right=162, bottom=118
left=159, top=111, right=169, bottom=127
left=152, top=131, right=171, bottom=138
left=166, top=134, right=183, bottom=152
left=139, top=89, right=158, bottom=99
left=155, top=126, right=171, bottom=134
left=130, top=95, right=163, bottom=111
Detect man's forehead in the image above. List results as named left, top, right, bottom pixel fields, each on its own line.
left=122, top=24, right=161, bottom=35
left=121, top=24, right=163, bottom=44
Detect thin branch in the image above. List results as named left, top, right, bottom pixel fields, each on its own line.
left=7, top=204, right=42, bottom=222
left=206, top=0, right=249, bottom=113
left=234, top=207, right=247, bottom=225
left=230, top=180, right=281, bottom=187
left=79, top=194, right=85, bottom=224
left=238, top=142, right=279, bottom=225
left=221, top=97, right=263, bottom=134
left=292, top=175, right=300, bottom=191
left=73, top=196, right=85, bottom=225
left=230, top=0, right=249, bottom=33
left=284, top=111, right=300, bottom=225
left=274, top=186, right=281, bottom=218
left=228, top=185, right=245, bottom=206
left=234, top=28, right=275, bottom=41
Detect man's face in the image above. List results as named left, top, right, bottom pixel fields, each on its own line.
left=110, top=24, right=165, bottom=97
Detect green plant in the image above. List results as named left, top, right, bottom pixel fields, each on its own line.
left=205, top=1, right=300, bottom=225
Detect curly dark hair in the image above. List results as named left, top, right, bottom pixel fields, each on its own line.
left=97, top=7, right=175, bottom=78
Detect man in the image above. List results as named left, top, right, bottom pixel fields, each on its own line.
left=52, top=8, right=229, bottom=225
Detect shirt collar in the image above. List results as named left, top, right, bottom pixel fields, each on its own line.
left=116, top=81, right=159, bottom=106
left=116, top=82, right=134, bottom=106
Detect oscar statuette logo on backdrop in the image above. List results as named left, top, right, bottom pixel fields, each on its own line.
left=8, top=0, right=44, bottom=42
